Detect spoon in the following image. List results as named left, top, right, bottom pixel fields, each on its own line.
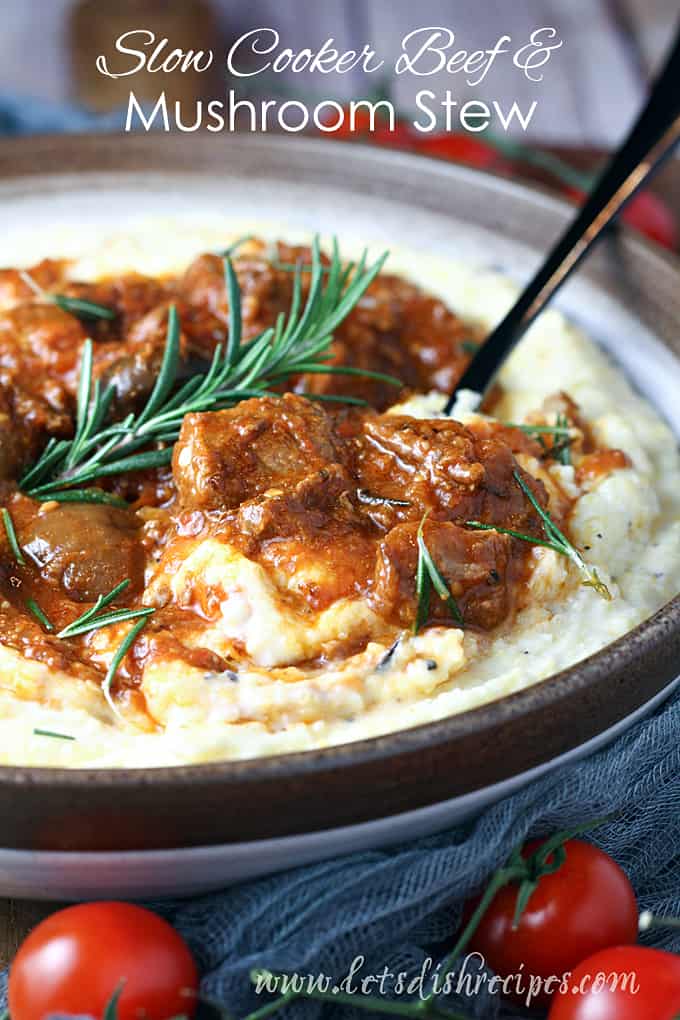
left=444, top=26, right=680, bottom=413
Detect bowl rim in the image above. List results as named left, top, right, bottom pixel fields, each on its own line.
left=0, top=131, right=678, bottom=788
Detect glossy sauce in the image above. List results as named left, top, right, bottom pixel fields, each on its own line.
left=0, top=241, right=631, bottom=709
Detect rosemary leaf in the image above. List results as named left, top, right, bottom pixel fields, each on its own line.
left=464, top=520, right=558, bottom=551
left=58, top=606, right=154, bottom=640
left=503, top=423, right=572, bottom=437
left=224, top=257, right=242, bottom=370
left=103, top=616, right=151, bottom=720
left=513, top=469, right=611, bottom=600
left=553, top=412, right=572, bottom=466
left=503, top=419, right=574, bottom=465
left=2, top=508, right=25, bottom=566
left=52, top=295, right=116, bottom=321
left=135, top=305, right=180, bottom=428
left=37, top=488, right=129, bottom=507
left=414, top=537, right=432, bottom=635
left=272, top=260, right=331, bottom=274
left=414, top=511, right=464, bottom=632
left=272, top=364, right=401, bottom=387
left=33, top=728, right=75, bottom=741
left=26, top=598, right=54, bottom=632
left=57, top=579, right=131, bottom=638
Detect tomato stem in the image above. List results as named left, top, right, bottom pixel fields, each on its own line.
left=421, top=815, right=614, bottom=1008
left=246, top=969, right=472, bottom=1019
left=639, top=912, right=680, bottom=932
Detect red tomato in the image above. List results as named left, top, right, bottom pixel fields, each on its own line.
left=564, top=185, right=678, bottom=250
left=548, top=945, right=680, bottom=1019
left=466, top=839, right=638, bottom=1006
left=9, top=902, right=199, bottom=1020
left=409, top=132, right=500, bottom=169
left=620, top=190, right=679, bottom=250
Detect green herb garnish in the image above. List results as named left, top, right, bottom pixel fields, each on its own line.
left=20, top=238, right=398, bottom=503
left=272, top=259, right=333, bottom=275
left=461, top=339, right=481, bottom=354
left=503, top=419, right=573, bottom=465
left=52, top=295, right=116, bottom=321
left=19, top=270, right=115, bottom=321
left=34, top=488, right=129, bottom=507
left=304, top=393, right=369, bottom=407
left=2, top=507, right=25, bottom=566
left=26, top=598, right=54, bottom=632
left=33, top=728, right=75, bottom=741
left=552, top=412, right=572, bottom=465
left=466, top=470, right=611, bottom=600
left=103, top=616, right=151, bottom=719
left=57, top=579, right=154, bottom=639
left=414, top=510, right=464, bottom=633
left=503, top=422, right=572, bottom=437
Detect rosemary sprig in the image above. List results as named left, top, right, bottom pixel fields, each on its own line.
left=103, top=616, right=150, bottom=719
left=272, top=260, right=333, bottom=275
left=503, top=422, right=572, bottom=437
left=467, top=470, right=611, bottom=600
left=463, top=520, right=558, bottom=551
left=34, top=488, right=129, bottom=507
left=52, top=295, right=116, bottom=321
left=57, top=579, right=154, bottom=639
left=2, top=508, right=25, bottom=566
left=21, top=238, right=397, bottom=502
left=26, top=598, right=54, bottom=632
left=33, top=728, right=75, bottom=741
left=415, top=511, right=464, bottom=633
left=19, top=270, right=115, bottom=321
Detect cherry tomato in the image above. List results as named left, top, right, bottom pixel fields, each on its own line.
left=564, top=185, right=678, bottom=250
left=9, top=901, right=199, bottom=1020
left=466, top=839, right=638, bottom=1006
left=548, top=945, right=680, bottom=1019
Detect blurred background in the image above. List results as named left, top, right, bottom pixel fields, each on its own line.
left=0, top=0, right=677, bottom=247
left=0, top=0, right=677, bottom=143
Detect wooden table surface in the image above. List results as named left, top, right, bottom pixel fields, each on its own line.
left=0, top=144, right=677, bottom=969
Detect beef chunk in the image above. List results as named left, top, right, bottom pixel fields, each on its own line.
left=173, top=394, right=343, bottom=510
left=372, top=519, right=512, bottom=630
left=177, top=247, right=295, bottom=358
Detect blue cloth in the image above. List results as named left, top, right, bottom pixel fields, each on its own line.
left=1, top=92, right=678, bottom=1019
left=140, top=685, right=678, bottom=1019
left=0, top=93, right=124, bottom=136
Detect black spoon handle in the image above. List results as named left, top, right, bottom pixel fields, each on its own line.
left=445, top=26, right=680, bottom=414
